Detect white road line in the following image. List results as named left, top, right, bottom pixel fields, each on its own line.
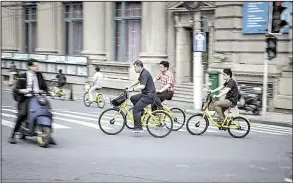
left=1, top=114, right=70, bottom=129
left=2, top=119, right=14, bottom=128
left=2, top=108, right=292, bottom=135
left=2, top=110, right=115, bottom=130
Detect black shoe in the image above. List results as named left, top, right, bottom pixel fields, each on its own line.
left=9, top=137, right=17, bottom=144
left=49, top=137, right=57, bottom=145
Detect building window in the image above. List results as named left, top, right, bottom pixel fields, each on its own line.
left=24, top=3, right=37, bottom=53
left=114, top=2, right=142, bottom=62
left=64, top=2, right=83, bottom=56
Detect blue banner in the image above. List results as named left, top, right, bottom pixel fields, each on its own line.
left=242, top=2, right=269, bottom=34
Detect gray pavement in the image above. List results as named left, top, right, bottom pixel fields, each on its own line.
left=1, top=89, right=292, bottom=182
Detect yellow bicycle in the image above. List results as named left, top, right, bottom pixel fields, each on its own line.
left=128, top=100, right=186, bottom=131
left=186, top=92, right=251, bottom=138
left=49, top=79, right=66, bottom=100
left=83, top=81, right=105, bottom=109
left=98, top=90, right=174, bottom=138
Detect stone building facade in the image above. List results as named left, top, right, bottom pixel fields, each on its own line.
left=1, top=1, right=292, bottom=111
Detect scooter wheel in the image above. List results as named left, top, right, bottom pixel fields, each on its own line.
left=37, top=126, right=51, bottom=148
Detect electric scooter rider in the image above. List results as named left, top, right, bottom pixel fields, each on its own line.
left=9, top=59, right=56, bottom=145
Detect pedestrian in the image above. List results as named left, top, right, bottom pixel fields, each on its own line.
left=127, top=60, right=156, bottom=133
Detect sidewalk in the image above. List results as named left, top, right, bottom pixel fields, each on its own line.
left=2, top=83, right=292, bottom=128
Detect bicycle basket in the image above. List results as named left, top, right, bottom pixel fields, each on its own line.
left=110, top=93, right=127, bottom=106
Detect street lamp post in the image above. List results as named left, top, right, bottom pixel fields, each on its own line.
left=183, top=2, right=204, bottom=111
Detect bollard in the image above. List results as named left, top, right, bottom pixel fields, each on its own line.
left=69, top=84, right=74, bottom=101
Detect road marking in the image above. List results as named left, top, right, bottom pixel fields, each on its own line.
left=2, top=108, right=292, bottom=135
left=1, top=118, right=70, bottom=129
left=2, top=109, right=116, bottom=130
left=176, top=165, right=190, bottom=168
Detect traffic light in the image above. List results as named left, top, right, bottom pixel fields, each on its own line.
left=270, top=1, right=288, bottom=34
left=266, top=34, right=277, bottom=60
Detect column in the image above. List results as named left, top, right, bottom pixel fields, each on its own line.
left=35, top=2, right=58, bottom=54
left=1, top=2, right=20, bottom=51
left=139, top=2, right=167, bottom=77
left=82, top=2, right=106, bottom=65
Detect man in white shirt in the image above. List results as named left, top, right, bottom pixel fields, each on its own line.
left=89, top=66, right=103, bottom=102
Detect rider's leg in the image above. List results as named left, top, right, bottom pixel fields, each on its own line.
left=214, top=99, right=233, bottom=124
left=9, top=99, right=29, bottom=143
left=130, top=93, right=144, bottom=115
left=89, top=86, right=96, bottom=102
left=132, top=96, right=153, bottom=130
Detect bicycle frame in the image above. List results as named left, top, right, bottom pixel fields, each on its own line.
left=114, top=98, right=166, bottom=127
left=85, top=88, right=103, bottom=102
left=202, top=93, right=251, bottom=129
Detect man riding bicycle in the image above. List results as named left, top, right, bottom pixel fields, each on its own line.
left=210, top=69, right=239, bottom=125
left=56, top=69, right=66, bottom=88
left=127, top=60, right=156, bottom=133
left=151, top=61, right=175, bottom=111
left=89, top=66, right=103, bottom=103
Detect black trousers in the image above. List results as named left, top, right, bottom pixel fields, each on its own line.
left=130, top=93, right=156, bottom=129
left=151, top=91, right=174, bottom=111
left=11, top=98, right=30, bottom=137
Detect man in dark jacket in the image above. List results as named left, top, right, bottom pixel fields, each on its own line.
left=9, top=59, right=56, bottom=145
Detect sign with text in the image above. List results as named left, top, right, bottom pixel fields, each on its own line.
left=193, top=32, right=206, bottom=52
left=242, top=2, right=269, bottom=34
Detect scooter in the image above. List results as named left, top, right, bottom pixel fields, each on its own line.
left=237, top=84, right=262, bottom=115
left=19, top=90, right=54, bottom=148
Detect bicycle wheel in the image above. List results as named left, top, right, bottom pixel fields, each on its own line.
left=146, top=110, right=173, bottom=138
left=186, top=113, right=208, bottom=135
left=98, top=108, right=126, bottom=135
left=83, top=92, right=91, bottom=107
left=96, top=93, right=106, bottom=109
left=126, top=107, right=135, bottom=129
left=169, top=107, right=186, bottom=131
left=228, top=116, right=251, bottom=138
left=60, top=89, right=66, bottom=101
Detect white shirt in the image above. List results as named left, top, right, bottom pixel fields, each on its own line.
left=26, top=71, right=40, bottom=96
left=92, top=72, right=103, bottom=88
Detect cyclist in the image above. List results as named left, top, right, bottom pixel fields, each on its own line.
left=127, top=60, right=156, bottom=133
left=9, top=61, right=17, bottom=86
left=151, top=61, right=175, bottom=111
left=210, top=69, right=239, bottom=125
left=56, top=69, right=66, bottom=88
left=89, top=66, right=103, bottom=103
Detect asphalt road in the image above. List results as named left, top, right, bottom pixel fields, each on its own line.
left=1, top=90, right=292, bottom=182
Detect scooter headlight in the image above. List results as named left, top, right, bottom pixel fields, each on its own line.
left=38, top=97, right=48, bottom=106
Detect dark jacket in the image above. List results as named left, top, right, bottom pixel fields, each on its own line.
left=13, top=71, right=49, bottom=103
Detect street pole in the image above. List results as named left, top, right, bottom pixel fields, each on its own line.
left=262, top=52, right=268, bottom=116
left=193, top=51, right=203, bottom=111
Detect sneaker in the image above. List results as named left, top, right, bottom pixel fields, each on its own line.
left=131, top=128, right=144, bottom=133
